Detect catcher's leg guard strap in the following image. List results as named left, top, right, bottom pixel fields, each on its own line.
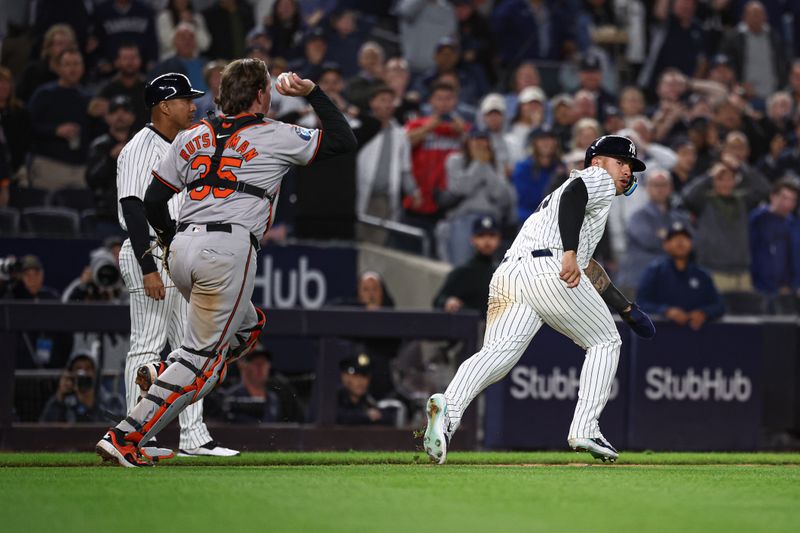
left=228, top=306, right=266, bottom=362
left=127, top=354, right=226, bottom=446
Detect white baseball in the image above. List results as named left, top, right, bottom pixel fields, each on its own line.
left=277, top=72, right=291, bottom=86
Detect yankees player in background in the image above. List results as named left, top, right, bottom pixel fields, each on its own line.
left=116, top=73, right=236, bottom=459
left=425, top=136, right=656, bottom=464
left=97, top=59, right=357, bottom=467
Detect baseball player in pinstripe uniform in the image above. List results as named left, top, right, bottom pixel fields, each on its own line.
left=96, top=59, right=357, bottom=467
left=425, top=135, right=656, bottom=464
left=115, top=73, right=237, bottom=459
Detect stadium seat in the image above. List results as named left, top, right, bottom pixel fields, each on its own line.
left=721, top=291, right=767, bottom=315
left=80, top=209, right=97, bottom=235
left=21, top=207, right=81, bottom=237
left=9, top=186, right=49, bottom=209
left=51, top=188, right=96, bottom=211
left=0, top=207, right=20, bottom=234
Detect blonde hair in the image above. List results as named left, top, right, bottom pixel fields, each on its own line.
left=41, top=24, right=77, bottom=60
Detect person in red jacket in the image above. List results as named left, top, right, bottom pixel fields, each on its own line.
left=404, top=81, right=469, bottom=253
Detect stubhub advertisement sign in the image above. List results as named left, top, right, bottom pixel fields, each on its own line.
left=628, top=322, right=761, bottom=451
left=483, top=322, right=762, bottom=451
left=483, top=324, right=628, bottom=450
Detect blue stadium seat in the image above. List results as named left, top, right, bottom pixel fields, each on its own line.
left=21, top=207, right=81, bottom=237
left=721, top=291, right=767, bottom=316
left=80, top=209, right=97, bottom=235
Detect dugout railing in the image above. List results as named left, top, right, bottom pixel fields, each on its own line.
left=0, top=301, right=481, bottom=451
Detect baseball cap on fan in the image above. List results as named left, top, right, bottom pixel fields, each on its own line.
left=340, top=354, right=372, bottom=375
left=108, top=95, right=133, bottom=113
left=664, top=221, right=692, bottom=241
left=480, top=93, right=506, bottom=115
left=472, top=215, right=500, bottom=236
left=518, top=86, right=546, bottom=105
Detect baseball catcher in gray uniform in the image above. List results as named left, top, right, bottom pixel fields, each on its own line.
left=96, top=59, right=357, bottom=467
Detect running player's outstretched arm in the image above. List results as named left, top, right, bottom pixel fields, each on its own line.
left=584, top=258, right=656, bottom=339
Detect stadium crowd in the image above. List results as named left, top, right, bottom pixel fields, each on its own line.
left=3, top=0, right=800, bottom=424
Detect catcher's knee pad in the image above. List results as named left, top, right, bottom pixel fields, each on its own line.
left=127, top=355, right=226, bottom=446
left=228, top=306, right=266, bottom=362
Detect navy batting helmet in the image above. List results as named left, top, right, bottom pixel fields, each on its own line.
left=584, top=135, right=646, bottom=196
left=144, top=73, right=204, bottom=108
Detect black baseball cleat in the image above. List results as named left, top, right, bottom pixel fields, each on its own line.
left=568, top=437, right=619, bottom=463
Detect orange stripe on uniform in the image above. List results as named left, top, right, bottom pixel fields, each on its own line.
left=308, top=130, right=323, bottom=163
left=151, top=170, right=180, bottom=192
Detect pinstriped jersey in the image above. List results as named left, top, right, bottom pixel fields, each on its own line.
left=506, top=166, right=616, bottom=269
left=153, top=115, right=321, bottom=238
left=117, top=125, right=183, bottom=234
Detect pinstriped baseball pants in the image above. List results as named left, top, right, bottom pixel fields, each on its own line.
left=445, top=255, right=622, bottom=440
left=119, top=239, right=211, bottom=450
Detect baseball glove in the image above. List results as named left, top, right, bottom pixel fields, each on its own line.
left=147, top=226, right=176, bottom=276
left=620, top=303, right=656, bottom=339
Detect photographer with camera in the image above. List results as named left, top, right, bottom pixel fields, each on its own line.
left=39, top=351, right=124, bottom=423
left=62, top=238, right=129, bottom=372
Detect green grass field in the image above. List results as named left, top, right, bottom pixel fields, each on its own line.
left=2, top=452, right=799, bottom=533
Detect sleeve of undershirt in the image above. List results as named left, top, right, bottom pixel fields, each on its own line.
left=558, top=178, right=589, bottom=252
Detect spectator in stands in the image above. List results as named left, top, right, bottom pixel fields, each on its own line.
left=86, top=96, right=135, bottom=237
left=433, top=214, right=501, bottom=318
left=504, top=86, right=546, bottom=166
left=221, top=346, right=303, bottom=423
left=194, top=60, right=227, bottom=120
left=574, top=53, right=616, bottom=120
left=289, top=27, right=328, bottom=82
left=156, top=0, right=212, bottom=60
left=651, top=69, right=690, bottom=143
left=89, top=44, right=148, bottom=130
left=324, top=8, right=365, bottom=78
left=638, top=0, right=706, bottom=89
left=682, top=161, right=757, bottom=292
left=627, top=116, right=678, bottom=170
left=618, top=85, right=646, bottom=121
left=762, top=91, right=794, bottom=140
left=453, top=0, right=497, bottom=85
left=345, top=41, right=386, bottom=114
left=414, top=37, right=489, bottom=107
left=478, top=93, right=512, bottom=177
left=336, top=354, right=391, bottom=425
left=404, top=81, right=467, bottom=247
left=749, top=179, right=800, bottom=300
left=384, top=57, right=421, bottom=125
left=93, top=0, right=159, bottom=74
left=512, top=125, right=565, bottom=222
left=573, top=89, right=598, bottom=121
left=3, top=255, right=69, bottom=369
left=686, top=116, right=719, bottom=175
left=264, top=0, right=302, bottom=61
left=502, top=61, right=542, bottom=130
left=787, top=60, right=800, bottom=112
left=31, top=1, right=91, bottom=62
left=149, top=23, right=209, bottom=91
left=637, top=221, right=725, bottom=330
left=570, top=117, right=602, bottom=153
left=438, top=129, right=516, bottom=265
left=720, top=0, right=788, bottom=101
left=616, top=169, right=690, bottom=296
left=397, top=0, right=457, bottom=74
left=40, top=351, right=124, bottom=423
left=721, top=131, right=771, bottom=197
left=295, top=63, right=358, bottom=129
left=550, top=93, right=577, bottom=153
left=491, top=0, right=574, bottom=67
left=707, top=53, right=738, bottom=91
left=0, top=67, right=31, bottom=178
left=355, top=85, right=419, bottom=245
left=28, top=47, right=91, bottom=191
left=713, top=97, right=767, bottom=162
left=669, top=136, right=699, bottom=194
left=17, top=24, right=77, bottom=103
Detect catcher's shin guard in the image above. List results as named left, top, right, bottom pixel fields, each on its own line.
left=227, top=306, right=266, bottom=362
left=125, top=354, right=226, bottom=447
